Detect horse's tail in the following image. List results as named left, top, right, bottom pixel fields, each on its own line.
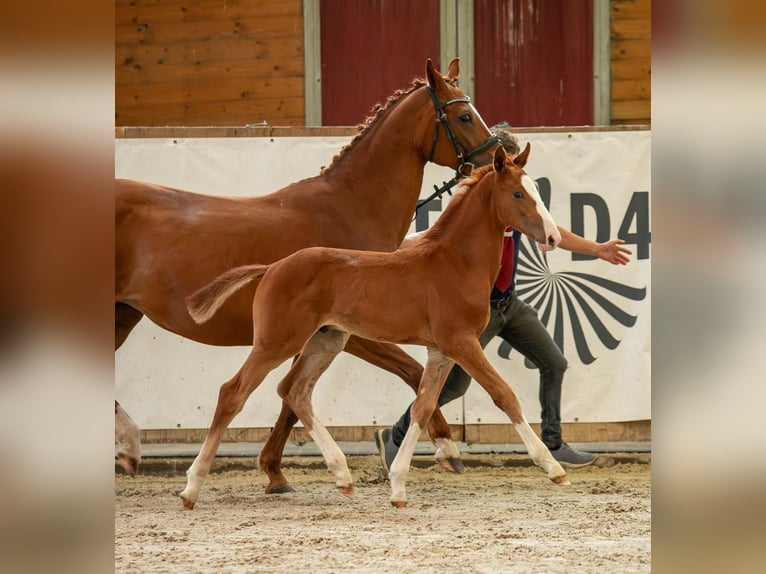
left=186, top=264, right=270, bottom=324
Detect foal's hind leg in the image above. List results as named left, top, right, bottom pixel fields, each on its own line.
left=115, top=302, right=145, bottom=476
left=445, top=336, right=569, bottom=486
left=178, top=346, right=295, bottom=509
left=276, top=328, right=353, bottom=496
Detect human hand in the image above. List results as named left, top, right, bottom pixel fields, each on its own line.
left=596, top=239, right=632, bottom=265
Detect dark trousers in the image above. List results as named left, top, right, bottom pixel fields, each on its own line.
left=391, top=293, right=568, bottom=450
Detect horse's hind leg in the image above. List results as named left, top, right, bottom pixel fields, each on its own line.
left=178, top=346, right=292, bottom=509
left=115, top=302, right=145, bottom=476
left=344, top=337, right=463, bottom=473
left=276, top=328, right=353, bottom=496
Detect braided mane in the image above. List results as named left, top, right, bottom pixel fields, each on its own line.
left=321, top=76, right=458, bottom=174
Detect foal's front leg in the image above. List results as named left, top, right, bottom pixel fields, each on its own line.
left=448, top=337, right=569, bottom=485
left=389, top=348, right=455, bottom=507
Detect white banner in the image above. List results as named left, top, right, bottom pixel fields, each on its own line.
left=115, top=130, right=650, bottom=430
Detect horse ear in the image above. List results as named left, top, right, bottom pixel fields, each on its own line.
left=426, top=59, right=443, bottom=91
left=513, top=142, right=531, bottom=168
left=446, top=58, right=460, bottom=80
left=493, top=145, right=508, bottom=174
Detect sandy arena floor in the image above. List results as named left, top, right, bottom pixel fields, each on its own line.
left=115, top=453, right=650, bottom=573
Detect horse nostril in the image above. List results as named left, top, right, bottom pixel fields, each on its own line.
left=548, top=237, right=555, bottom=247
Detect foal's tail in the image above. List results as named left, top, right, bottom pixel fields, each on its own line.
left=186, top=264, right=270, bottom=324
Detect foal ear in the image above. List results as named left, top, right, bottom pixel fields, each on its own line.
left=512, top=142, right=531, bottom=168
left=446, top=58, right=460, bottom=80
left=493, top=145, right=508, bottom=174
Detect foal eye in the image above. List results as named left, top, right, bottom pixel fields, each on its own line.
left=459, top=113, right=472, bottom=123
left=513, top=191, right=524, bottom=199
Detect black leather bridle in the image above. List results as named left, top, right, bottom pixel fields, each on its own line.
left=425, top=85, right=499, bottom=177
left=417, top=85, right=500, bottom=214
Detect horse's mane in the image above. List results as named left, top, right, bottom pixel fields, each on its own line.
left=320, top=76, right=458, bottom=174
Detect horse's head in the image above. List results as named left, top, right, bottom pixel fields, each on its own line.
left=422, top=58, right=499, bottom=175
left=492, top=144, right=561, bottom=250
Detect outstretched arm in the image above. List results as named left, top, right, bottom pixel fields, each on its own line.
left=556, top=227, right=632, bottom=265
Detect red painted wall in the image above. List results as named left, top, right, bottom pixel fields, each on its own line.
left=320, top=0, right=440, bottom=125
left=473, top=0, right=594, bottom=127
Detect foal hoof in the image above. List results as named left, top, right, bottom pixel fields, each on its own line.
left=390, top=500, right=407, bottom=508
left=178, top=495, right=196, bottom=510
left=337, top=485, right=354, bottom=498
left=116, top=453, right=139, bottom=477
left=551, top=474, right=571, bottom=486
left=437, top=456, right=465, bottom=474
left=265, top=483, right=296, bottom=495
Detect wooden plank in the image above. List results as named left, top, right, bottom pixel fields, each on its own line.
left=116, top=59, right=305, bottom=86
left=140, top=421, right=650, bottom=445
left=116, top=96, right=305, bottom=127
left=116, top=0, right=301, bottom=27
left=611, top=17, right=651, bottom=40
left=611, top=78, right=651, bottom=100
left=611, top=99, right=651, bottom=121
left=611, top=38, right=651, bottom=60
left=464, top=420, right=651, bottom=444
left=117, top=75, right=303, bottom=106
left=611, top=0, right=651, bottom=20
left=116, top=126, right=357, bottom=138
left=116, top=36, right=303, bottom=68
left=116, top=14, right=302, bottom=45
left=611, top=58, right=651, bottom=80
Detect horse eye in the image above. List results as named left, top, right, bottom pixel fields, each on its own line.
left=459, top=113, right=472, bottom=123
left=513, top=191, right=523, bottom=199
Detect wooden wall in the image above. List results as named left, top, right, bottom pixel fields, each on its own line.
left=610, top=0, right=651, bottom=125
left=115, top=0, right=305, bottom=127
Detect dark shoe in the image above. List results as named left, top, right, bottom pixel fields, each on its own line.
left=550, top=442, right=597, bottom=468
left=373, top=428, right=399, bottom=473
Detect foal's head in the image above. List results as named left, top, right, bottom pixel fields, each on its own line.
left=491, top=144, right=561, bottom=250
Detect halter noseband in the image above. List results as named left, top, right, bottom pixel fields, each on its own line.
left=426, top=85, right=500, bottom=177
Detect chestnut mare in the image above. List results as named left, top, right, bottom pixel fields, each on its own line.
left=115, top=59, right=499, bottom=481
left=180, top=144, right=568, bottom=509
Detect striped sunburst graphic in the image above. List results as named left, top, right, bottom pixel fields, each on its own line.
left=498, top=236, right=647, bottom=366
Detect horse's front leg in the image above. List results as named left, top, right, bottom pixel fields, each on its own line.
left=344, top=336, right=462, bottom=472
left=115, top=400, right=141, bottom=477
left=448, top=337, right=569, bottom=485
left=389, top=348, right=455, bottom=507
left=259, top=401, right=299, bottom=494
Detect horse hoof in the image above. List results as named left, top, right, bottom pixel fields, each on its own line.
left=116, top=453, right=139, bottom=477
left=265, top=483, right=296, bottom=495
left=551, top=475, right=570, bottom=486
left=437, top=456, right=465, bottom=474
left=391, top=500, right=407, bottom=508
left=337, top=485, right=354, bottom=498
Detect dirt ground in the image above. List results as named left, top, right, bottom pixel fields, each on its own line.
left=115, top=453, right=650, bottom=573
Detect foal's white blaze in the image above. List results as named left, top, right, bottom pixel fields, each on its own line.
left=521, top=174, right=560, bottom=251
